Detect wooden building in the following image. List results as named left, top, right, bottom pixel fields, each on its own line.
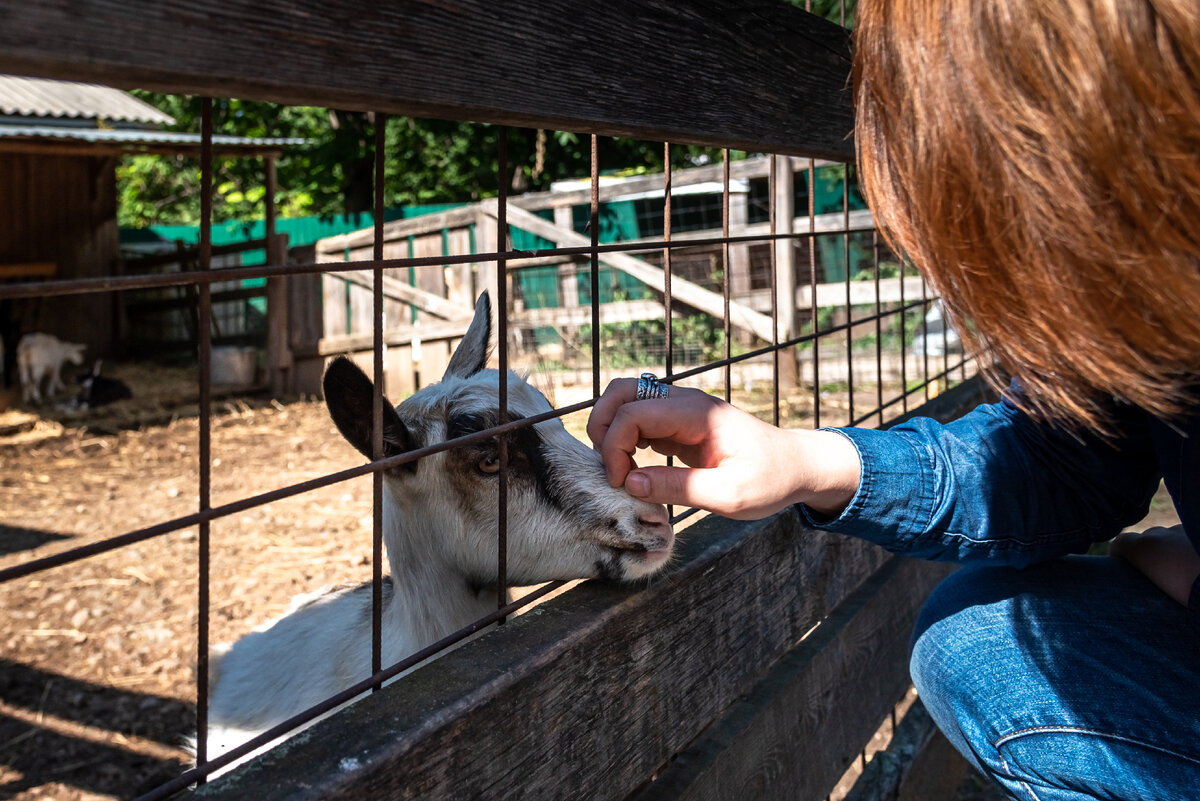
left=0, top=74, right=297, bottom=380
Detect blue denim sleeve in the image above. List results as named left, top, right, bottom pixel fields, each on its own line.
left=798, top=394, right=1162, bottom=566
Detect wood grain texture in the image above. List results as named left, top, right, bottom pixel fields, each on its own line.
left=0, top=1, right=854, bottom=160
left=191, top=511, right=891, bottom=800
left=629, top=558, right=953, bottom=801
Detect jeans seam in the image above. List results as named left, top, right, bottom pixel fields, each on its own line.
left=996, top=725, right=1200, bottom=767
left=997, top=748, right=1042, bottom=801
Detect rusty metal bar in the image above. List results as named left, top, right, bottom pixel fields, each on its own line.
left=664, top=143, right=674, bottom=379
left=844, top=161, right=854, bottom=426
left=722, top=149, right=732, bottom=403
left=769, top=154, right=780, bottom=427
left=371, top=113, right=387, bottom=682
left=809, top=157, right=820, bottom=429
left=497, top=127, right=510, bottom=609
left=0, top=226, right=881, bottom=302
left=590, top=134, right=601, bottom=397
left=874, top=229, right=884, bottom=427
left=194, top=95, right=214, bottom=777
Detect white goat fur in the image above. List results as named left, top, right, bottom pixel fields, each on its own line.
left=205, top=293, right=673, bottom=764
left=17, top=333, right=86, bottom=404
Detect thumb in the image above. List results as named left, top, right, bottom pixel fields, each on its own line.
left=624, top=465, right=731, bottom=513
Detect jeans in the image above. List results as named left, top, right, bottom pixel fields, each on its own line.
left=910, top=555, right=1200, bottom=801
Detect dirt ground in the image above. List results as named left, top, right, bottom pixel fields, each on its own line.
left=0, top=362, right=1182, bottom=801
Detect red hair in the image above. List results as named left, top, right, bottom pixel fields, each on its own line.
left=854, top=0, right=1200, bottom=429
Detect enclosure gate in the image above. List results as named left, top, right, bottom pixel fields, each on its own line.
left=0, top=3, right=977, bottom=799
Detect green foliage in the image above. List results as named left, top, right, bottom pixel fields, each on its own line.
left=578, top=313, right=732, bottom=369
left=118, top=93, right=728, bottom=227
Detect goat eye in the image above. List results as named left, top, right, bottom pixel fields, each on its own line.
left=477, top=455, right=501, bottom=474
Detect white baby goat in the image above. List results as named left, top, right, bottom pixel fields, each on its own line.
left=17, top=333, right=86, bottom=405
left=205, top=293, right=674, bottom=764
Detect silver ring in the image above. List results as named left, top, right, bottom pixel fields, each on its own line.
left=636, top=372, right=670, bottom=401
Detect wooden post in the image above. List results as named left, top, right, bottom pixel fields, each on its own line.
left=263, top=156, right=292, bottom=395
left=774, top=156, right=798, bottom=389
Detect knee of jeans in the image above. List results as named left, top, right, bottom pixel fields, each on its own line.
left=909, top=566, right=1017, bottom=702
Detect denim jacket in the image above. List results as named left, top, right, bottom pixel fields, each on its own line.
left=800, top=387, right=1200, bottom=610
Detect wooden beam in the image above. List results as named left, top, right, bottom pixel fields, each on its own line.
left=0, top=262, right=56, bottom=279
left=337, top=270, right=473, bottom=322
left=489, top=202, right=777, bottom=342
left=316, top=318, right=472, bottom=357
left=317, top=206, right=481, bottom=255
left=190, top=512, right=893, bottom=801
left=0, top=1, right=853, bottom=160
left=511, top=299, right=670, bottom=329
left=629, top=558, right=953, bottom=801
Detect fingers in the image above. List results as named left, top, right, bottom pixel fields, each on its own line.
left=586, top=378, right=638, bottom=449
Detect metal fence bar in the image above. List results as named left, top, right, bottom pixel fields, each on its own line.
left=371, top=113, right=388, bottom=682
left=194, top=95, right=215, bottom=776
left=496, top=127, right=510, bottom=608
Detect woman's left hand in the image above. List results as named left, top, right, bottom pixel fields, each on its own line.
left=1110, top=525, right=1200, bottom=607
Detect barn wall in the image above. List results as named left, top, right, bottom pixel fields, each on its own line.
left=0, top=152, right=119, bottom=365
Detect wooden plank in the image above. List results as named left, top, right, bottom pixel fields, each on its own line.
left=337, top=269, right=473, bottom=322
left=315, top=318, right=473, bottom=357
left=740, top=276, right=930, bottom=312
left=631, top=558, right=954, bottom=801
left=511, top=299, right=670, bottom=329
left=841, top=698, right=970, bottom=801
left=317, top=207, right=480, bottom=255
left=490, top=202, right=777, bottom=342
left=0, top=1, right=854, bottom=161
left=191, top=511, right=892, bottom=801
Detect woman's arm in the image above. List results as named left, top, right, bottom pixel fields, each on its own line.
left=589, top=378, right=1165, bottom=567
left=587, top=378, right=860, bottom=520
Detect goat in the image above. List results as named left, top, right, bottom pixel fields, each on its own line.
left=16, top=333, right=86, bottom=405
left=204, top=292, right=674, bottom=766
left=75, top=360, right=132, bottom=408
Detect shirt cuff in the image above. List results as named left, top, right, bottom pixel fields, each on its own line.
left=796, top=426, right=936, bottom=543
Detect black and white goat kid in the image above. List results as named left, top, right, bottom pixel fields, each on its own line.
left=205, top=293, right=673, bottom=762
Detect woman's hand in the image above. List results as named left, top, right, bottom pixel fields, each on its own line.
left=587, top=378, right=861, bottom=520
left=1110, top=525, right=1200, bottom=607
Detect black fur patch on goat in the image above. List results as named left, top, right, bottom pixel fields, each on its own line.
left=445, top=410, right=567, bottom=511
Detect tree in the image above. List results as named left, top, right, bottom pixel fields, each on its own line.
left=118, top=95, right=726, bottom=227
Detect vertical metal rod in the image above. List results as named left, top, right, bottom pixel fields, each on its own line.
left=769, top=155, right=780, bottom=428
left=844, top=163, right=853, bottom=426
left=873, top=230, right=884, bottom=427
left=194, top=96, right=214, bottom=777
left=808, top=159, right=820, bottom=429
left=496, top=128, right=510, bottom=610
left=663, top=143, right=674, bottom=522
left=722, top=149, right=731, bottom=403
left=371, top=113, right=387, bottom=681
left=663, top=143, right=673, bottom=379
left=590, top=135, right=601, bottom=398
left=921, top=273, right=931, bottom=402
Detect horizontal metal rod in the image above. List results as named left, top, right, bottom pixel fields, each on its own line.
left=0, top=227, right=878, bottom=300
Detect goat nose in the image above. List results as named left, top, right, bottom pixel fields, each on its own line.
left=636, top=502, right=671, bottom=531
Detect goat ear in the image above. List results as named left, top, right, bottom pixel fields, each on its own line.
left=442, top=293, right=493, bottom=380
left=323, top=356, right=415, bottom=470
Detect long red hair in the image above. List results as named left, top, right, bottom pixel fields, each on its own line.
left=854, top=0, right=1200, bottom=429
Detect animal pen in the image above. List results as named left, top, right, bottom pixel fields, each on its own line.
left=0, top=2, right=984, bottom=800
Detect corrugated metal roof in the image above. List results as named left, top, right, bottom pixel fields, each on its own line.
left=0, top=125, right=307, bottom=151
left=0, top=74, right=174, bottom=125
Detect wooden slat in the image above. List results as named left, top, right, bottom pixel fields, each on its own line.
left=493, top=203, right=777, bottom=342
left=0, top=262, right=55, bottom=279
left=191, top=512, right=892, bottom=801
left=0, top=1, right=853, bottom=160
left=631, top=557, right=953, bottom=801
